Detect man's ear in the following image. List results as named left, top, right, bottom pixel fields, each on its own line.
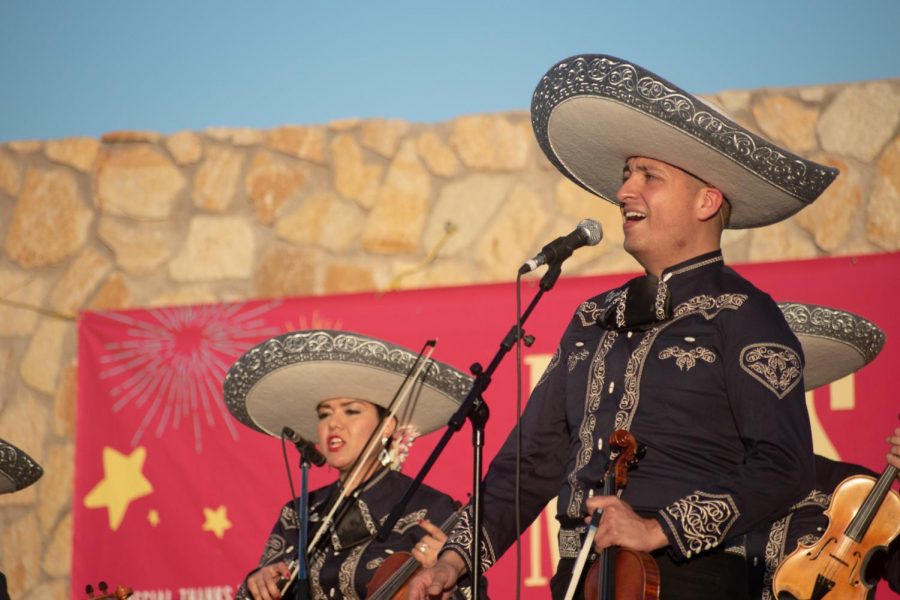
left=697, top=186, right=725, bottom=222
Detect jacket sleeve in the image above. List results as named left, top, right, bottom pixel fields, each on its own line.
left=656, top=294, right=815, bottom=560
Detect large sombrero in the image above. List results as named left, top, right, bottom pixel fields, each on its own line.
left=0, top=439, right=43, bottom=494
left=779, top=303, right=885, bottom=391
left=223, top=330, right=474, bottom=441
left=531, top=54, right=839, bottom=229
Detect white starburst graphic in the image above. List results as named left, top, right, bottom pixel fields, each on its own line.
left=97, top=301, right=282, bottom=452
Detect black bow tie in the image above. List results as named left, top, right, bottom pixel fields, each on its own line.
left=599, top=274, right=672, bottom=332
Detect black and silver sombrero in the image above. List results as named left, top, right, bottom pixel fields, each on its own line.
left=0, top=439, right=43, bottom=494
left=223, top=330, right=474, bottom=441
left=779, top=303, right=885, bottom=391
left=531, top=54, right=839, bottom=229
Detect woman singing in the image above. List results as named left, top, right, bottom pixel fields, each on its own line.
left=225, top=329, right=481, bottom=600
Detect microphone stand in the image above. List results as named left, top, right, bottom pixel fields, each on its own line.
left=376, top=262, right=564, bottom=598
left=293, top=449, right=315, bottom=600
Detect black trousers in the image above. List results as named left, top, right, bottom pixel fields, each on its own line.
left=551, top=548, right=750, bottom=600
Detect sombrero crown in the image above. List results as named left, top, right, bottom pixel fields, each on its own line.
left=223, top=330, right=474, bottom=441
left=531, top=54, right=839, bottom=228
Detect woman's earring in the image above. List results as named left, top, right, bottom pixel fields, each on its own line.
left=379, top=437, right=391, bottom=466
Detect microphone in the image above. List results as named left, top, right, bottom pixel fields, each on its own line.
left=519, top=219, right=603, bottom=274
left=282, top=427, right=326, bottom=467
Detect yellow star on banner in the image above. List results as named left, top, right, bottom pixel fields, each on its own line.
left=84, top=446, right=154, bottom=531
left=202, top=505, right=232, bottom=539
left=148, top=509, right=160, bottom=527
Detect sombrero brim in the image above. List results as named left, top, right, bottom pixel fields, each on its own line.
left=531, top=55, right=839, bottom=229
left=223, top=330, right=474, bottom=441
left=779, top=303, right=885, bottom=391
left=0, top=439, right=44, bottom=494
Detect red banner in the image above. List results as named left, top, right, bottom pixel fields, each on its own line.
left=74, top=253, right=900, bottom=599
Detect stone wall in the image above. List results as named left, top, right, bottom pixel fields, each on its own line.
left=0, top=78, right=897, bottom=597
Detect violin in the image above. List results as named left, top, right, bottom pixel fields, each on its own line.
left=772, top=460, right=900, bottom=599
left=582, top=429, right=660, bottom=600
left=365, top=505, right=463, bottom=600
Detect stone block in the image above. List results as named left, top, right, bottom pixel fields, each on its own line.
left=7, top=140, right=42, bottom=153
left=245, top=151, right=308, bottom=224
left=44, top=136, right=101, bottom=172
left=416, top=130, right=460, bottom=178
left=714, top=89, right=752, bottom=116
left=793, top=156, right=862, bottom=251
left=752, top=95, right=818, bottom=153
left=204, top=126, right=264, bottom=145
left=53, top=364, right=77, bottom=438
left=193, top=145, right=244, bottom=212
left=101, top=130, right=162, bottom=143
left=476, top=183, right=549, bottom=278
left=22, top=580, right=68, bottom=600
left=866, top=179, right=899, bottom=251
left=818, top=81, right=900, bottom=162
left=4, top=167, right=92, bottom=268
left=149, top=285, right=218, bottom=307
left=449, top=114, right=531, bottom=171
left=332, top=134, right=383, bottom=208
left=169, top=216, right=254, bottom=282
left=360, top=118, right=409, bottom=157
left=362, top=141, right=431, bottom=254
left=89, top=273, right=132, bottom=310
left=748, top=220, right=819, bottom=262
left=41, top=512, right=72, bottom=578
left=266, top=125, right=328, bottom=164
left=324, top=263, right=376, bottom=294
left=255, top=244, right=318, bottom=298
left=555, top=179, right=625, bottom=248
left=329, top=118, right=360, bottom=131
left=37, top=443, right=73, bottom=535
left=387, top=257, right=478, bottom=291
left=20, top=319, right=71, bottom=395
left=422, top=174, right=514, bottom=257
left=165, top=129, right=204, bottom=165
left=0, top=151, right=23, bottom=196
left=1, top=513, right=41, bottom=597
left=275, top=191, right=364, bottom=252
left=48, top=247, right=113, bottom=315
left=94, top=145, right=186, bottom=219
left=0, top=267, right=48, bottom=337
left=877, top=135, right=900, bottom=191
left=97, top=217, right=174, bottom=275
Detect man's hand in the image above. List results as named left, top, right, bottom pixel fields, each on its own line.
left=585, top=495, right=669, bottom=553
left=246, top=562, right=291, bottom=600
left=408, top=550, right=467, bottom=600
left=888, top=427, right=900, bottom=475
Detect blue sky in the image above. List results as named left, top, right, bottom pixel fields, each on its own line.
left=1, top=0, right=898, bottom=142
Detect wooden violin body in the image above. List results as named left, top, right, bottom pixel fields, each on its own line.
left=773, top=469, right=900, bottom=600
left=583, top=547, right=660, bottom=600
left=583, top=429, right=660, bottom=600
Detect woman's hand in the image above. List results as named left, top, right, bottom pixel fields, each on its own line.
left=411, top=518, right=448, bottom=567
left=246, top=561, right=291, bottom=600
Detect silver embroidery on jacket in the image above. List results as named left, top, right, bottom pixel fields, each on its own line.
left=662, top=491, right=740, bottom=558
left=740, top=343, right=803, bottom=399
left=535, top=347, right=561, bottom=388
left=444, top=503, right=497, bottom=574
left=658, top=346, right=717, bottom=371
left=567, top=331, right=617, bottom=517
left=567, top=348, right=590, bottom=372
left=577, top=301, right=604, bottom=326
